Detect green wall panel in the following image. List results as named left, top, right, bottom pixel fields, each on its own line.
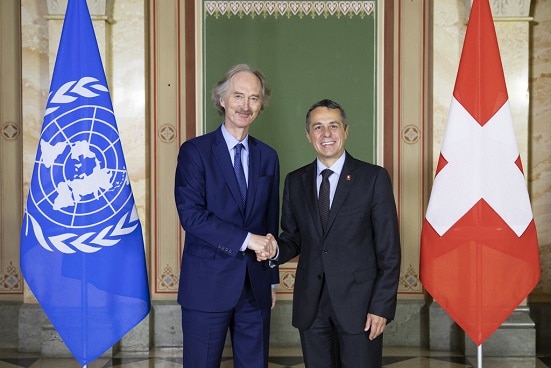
left=204, top=1, right=378, bottom=183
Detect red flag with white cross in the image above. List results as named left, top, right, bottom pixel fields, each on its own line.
left=420, top=0, right=540, bottom=346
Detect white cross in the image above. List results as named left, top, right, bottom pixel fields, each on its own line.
left=425, top=98, right=533, bottom=237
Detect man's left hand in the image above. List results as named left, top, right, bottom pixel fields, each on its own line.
left=364, top=313, right=387, bottom=340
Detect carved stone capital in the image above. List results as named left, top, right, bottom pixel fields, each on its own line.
left=47, top=0, right=111, bottom=17
left=465, top=0, right=532, bottom=19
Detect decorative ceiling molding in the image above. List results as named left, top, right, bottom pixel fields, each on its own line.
left=204, top=1, right=375, bottom=19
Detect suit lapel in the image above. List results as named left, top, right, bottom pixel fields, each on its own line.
left=212, top=128, right=245, bottom=215
left=245, top=137, right=260, bottom=218
left=326, top=153, right=356, bottom=234
left=301, top=162, right=324, bottom=236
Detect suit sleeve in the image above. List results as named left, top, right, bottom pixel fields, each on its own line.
left=268, top=156, right=281, bottom=284
left=369, top=168, right=402, bottom=320
left=174, top=141, right=248, bottom=255
left=277, top=174, right=303, bottom=264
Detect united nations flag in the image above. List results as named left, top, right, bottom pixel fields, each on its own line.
left=20, top=0, right=150, bottom=365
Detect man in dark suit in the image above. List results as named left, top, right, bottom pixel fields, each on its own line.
left=174, top=64, right=279, bottom=368
left=267, top=99, right=401, bottom=367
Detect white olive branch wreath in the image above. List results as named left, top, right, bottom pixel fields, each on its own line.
left=26, top=209, right=140, bottom=254
left=45, top=77, right=108, bottom=116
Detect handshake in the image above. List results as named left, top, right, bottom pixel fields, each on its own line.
left=247, top=233, right=278, bottom=261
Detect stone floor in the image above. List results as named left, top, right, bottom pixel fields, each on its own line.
left=0, top=347, right=549, bottom=368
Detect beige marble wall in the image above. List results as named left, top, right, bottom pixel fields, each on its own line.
left=109, top=0, right=147, bottom=242
left=530, top=0, right=551, bottom=296
left=20, top=0, right=50, bottom=303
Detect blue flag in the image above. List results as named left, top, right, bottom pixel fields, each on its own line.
left=20, top=0, right=150, bottom=364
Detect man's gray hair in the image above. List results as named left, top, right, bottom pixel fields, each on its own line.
left=211, top=64, right=272, bottom=116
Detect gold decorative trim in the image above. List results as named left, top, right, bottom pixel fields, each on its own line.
left=279, top=269, right=296, bottom=290
left=205, top=1, right=375, bottom=19
left=1, top=122, right=19, bottom=140
left=399, top=264, right=421, bottom=291
left=159, top=124, right=177, bottom=143
left=0, top=262, right=22, bottom=292
left=401, top=124, right=421, bottom=144
left=158, top=264, right=179, bottom=291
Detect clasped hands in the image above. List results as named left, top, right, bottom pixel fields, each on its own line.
left=247, top=233, right=278, bottom=261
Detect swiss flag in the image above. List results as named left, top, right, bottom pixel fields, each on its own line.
left=420, top=0, right=540, bottom=346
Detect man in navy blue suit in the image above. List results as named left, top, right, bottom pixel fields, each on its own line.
left=175, top=64, right=279, bottom=367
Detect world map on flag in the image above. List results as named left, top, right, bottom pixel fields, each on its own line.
left=28, top=105, right=131, bottom=230
left=40, top=139, right=118, bottom=211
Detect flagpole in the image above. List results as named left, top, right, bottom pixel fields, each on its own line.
left=82, top=253, right=87, bottom=367
left=477, top=344, right=482, bottom=368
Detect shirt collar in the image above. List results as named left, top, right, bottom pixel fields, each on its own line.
left=221, top=123, right=249, bottom=152
left=317, top=151, right=346, bottom=177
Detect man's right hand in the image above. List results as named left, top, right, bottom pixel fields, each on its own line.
left=247, top=234, right=274, bottom=261
left=265, top=233, right=278, bottom=260
left=247, top=233, right=277, bottom=261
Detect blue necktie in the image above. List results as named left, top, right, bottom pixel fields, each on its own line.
left=234, top=143, right=247, bottom=208
left=319, top=169, right=332, bottom=233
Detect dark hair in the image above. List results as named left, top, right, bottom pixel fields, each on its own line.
left=305, top=99, right=348, bottom=132
left=211, top=64, right=272, bottom=116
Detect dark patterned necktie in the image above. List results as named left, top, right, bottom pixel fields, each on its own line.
left=234, top=143, right=247, bottom=208
left=319, top=169, right=332, bottom=233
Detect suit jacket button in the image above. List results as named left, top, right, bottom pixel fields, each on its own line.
left=317, top=275, right=322, bottom=280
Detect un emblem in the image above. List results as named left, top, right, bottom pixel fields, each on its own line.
left=24, top=78, right=139, bottom=254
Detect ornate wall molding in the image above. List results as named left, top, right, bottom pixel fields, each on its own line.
left=394, top=0, right=426, bottom=296
left=0, top=0, right=23, bottom=296
left=401, top=125, right=421, bottom=145
left=150, top=0, right=187, bottom=298
left=158, top=124, right=177, bottom=143
left=1, top=122, right=20, bottom=140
